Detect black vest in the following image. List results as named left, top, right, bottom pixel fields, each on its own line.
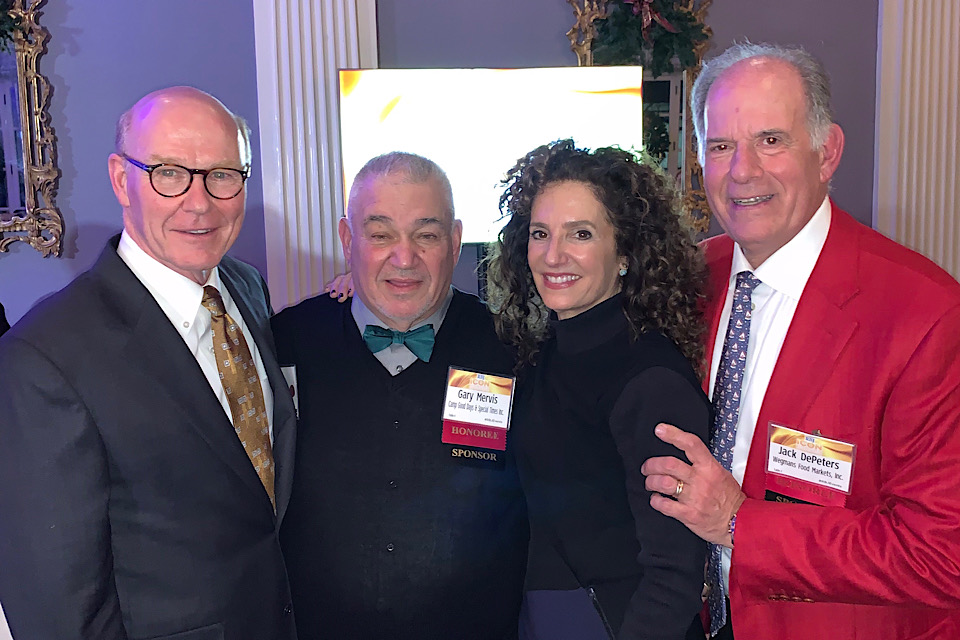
left=273, top=290, right=528, bottom=639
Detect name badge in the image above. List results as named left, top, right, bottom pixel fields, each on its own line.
left=441, top=367, right=516, bottom=452
left=765, top=423, right=857, bottom=507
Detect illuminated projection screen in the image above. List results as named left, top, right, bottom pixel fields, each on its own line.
left=338, top=67, right=644, bottom=244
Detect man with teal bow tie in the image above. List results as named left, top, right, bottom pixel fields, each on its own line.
left=337, top=149, right=461, bottom=374
left=361, top=323, right=435, bottom=363
left=272, top=151, right=528, bottom=639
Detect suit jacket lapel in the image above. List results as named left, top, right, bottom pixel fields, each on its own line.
left=701, top=236, right=736, bottom=395
left=94, top=241, right=278, bottom=506
left=220, top=262, right=297, bottom=524
left=741, top=207, right=861, bottom=496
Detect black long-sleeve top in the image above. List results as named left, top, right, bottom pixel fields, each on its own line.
left=515, top=294, right=710, bottom=639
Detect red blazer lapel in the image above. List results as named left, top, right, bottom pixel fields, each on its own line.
left=700, top=235, right=735, bottom=394
left=741, top=206, right=862, bottom=496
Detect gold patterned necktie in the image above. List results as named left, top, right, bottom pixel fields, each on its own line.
left=201, top=285, right=275, bottom=505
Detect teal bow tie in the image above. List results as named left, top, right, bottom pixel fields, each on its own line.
left=362, top=324, right=435, bottom=362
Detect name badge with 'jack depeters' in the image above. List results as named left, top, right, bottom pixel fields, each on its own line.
left=766, top=423, right=857, bottom=507
left=441, top=367, right=516, bottom=452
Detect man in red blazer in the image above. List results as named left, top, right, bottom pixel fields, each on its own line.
left=643, top=43, right=960, bottom=639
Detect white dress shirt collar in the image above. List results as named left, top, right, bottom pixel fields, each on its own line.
left=351, top=287, right=454, bottom=337
left=117, top=230, right=221, bottom=333
left=352, top=287, right=454, bottom=376
left=730, top=195, right=832, bottom=299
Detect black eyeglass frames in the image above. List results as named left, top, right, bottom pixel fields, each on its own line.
left=122, top=154, right=249, bottom=200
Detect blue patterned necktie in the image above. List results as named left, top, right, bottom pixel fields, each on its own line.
left=707, top=270, right=761, bottom=636
left=362, top=324, right=435, bottom=362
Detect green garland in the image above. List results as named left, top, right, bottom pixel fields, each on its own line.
left=643, top=106, right=670, bottom=162
left=593, top=1, right=710, bottom=77
left=0, top=1, right=21, bottom=53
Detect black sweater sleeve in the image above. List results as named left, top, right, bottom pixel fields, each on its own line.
left=608, top=366, right=710, bottom=640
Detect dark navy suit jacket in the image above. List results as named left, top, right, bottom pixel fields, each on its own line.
left=0, top=236, right=298, bottom=640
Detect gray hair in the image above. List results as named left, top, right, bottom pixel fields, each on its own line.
left=347, top=151, right=455, bottom=223
left=114, top=92, right=253, bottom=167
left=691, top=42, right=834, bottom=162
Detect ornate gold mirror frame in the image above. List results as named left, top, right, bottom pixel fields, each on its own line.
left=566, top=0, right=713, bottom=233
left=0, top=0, right=62, bottom=257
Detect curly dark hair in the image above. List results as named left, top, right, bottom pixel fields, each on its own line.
left=486, top=139, right=706, bottom=374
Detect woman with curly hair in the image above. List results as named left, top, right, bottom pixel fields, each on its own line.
left=487, top=139, right=710, bottom=640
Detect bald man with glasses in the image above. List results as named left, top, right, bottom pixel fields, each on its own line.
left=0, top=86, right=298, bottom=640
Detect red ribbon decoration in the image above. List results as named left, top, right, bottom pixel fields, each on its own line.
left=624, top=0, right=680, bottom=42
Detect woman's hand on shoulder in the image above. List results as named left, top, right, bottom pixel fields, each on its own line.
left=325, top=273, right=354, bottom=302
